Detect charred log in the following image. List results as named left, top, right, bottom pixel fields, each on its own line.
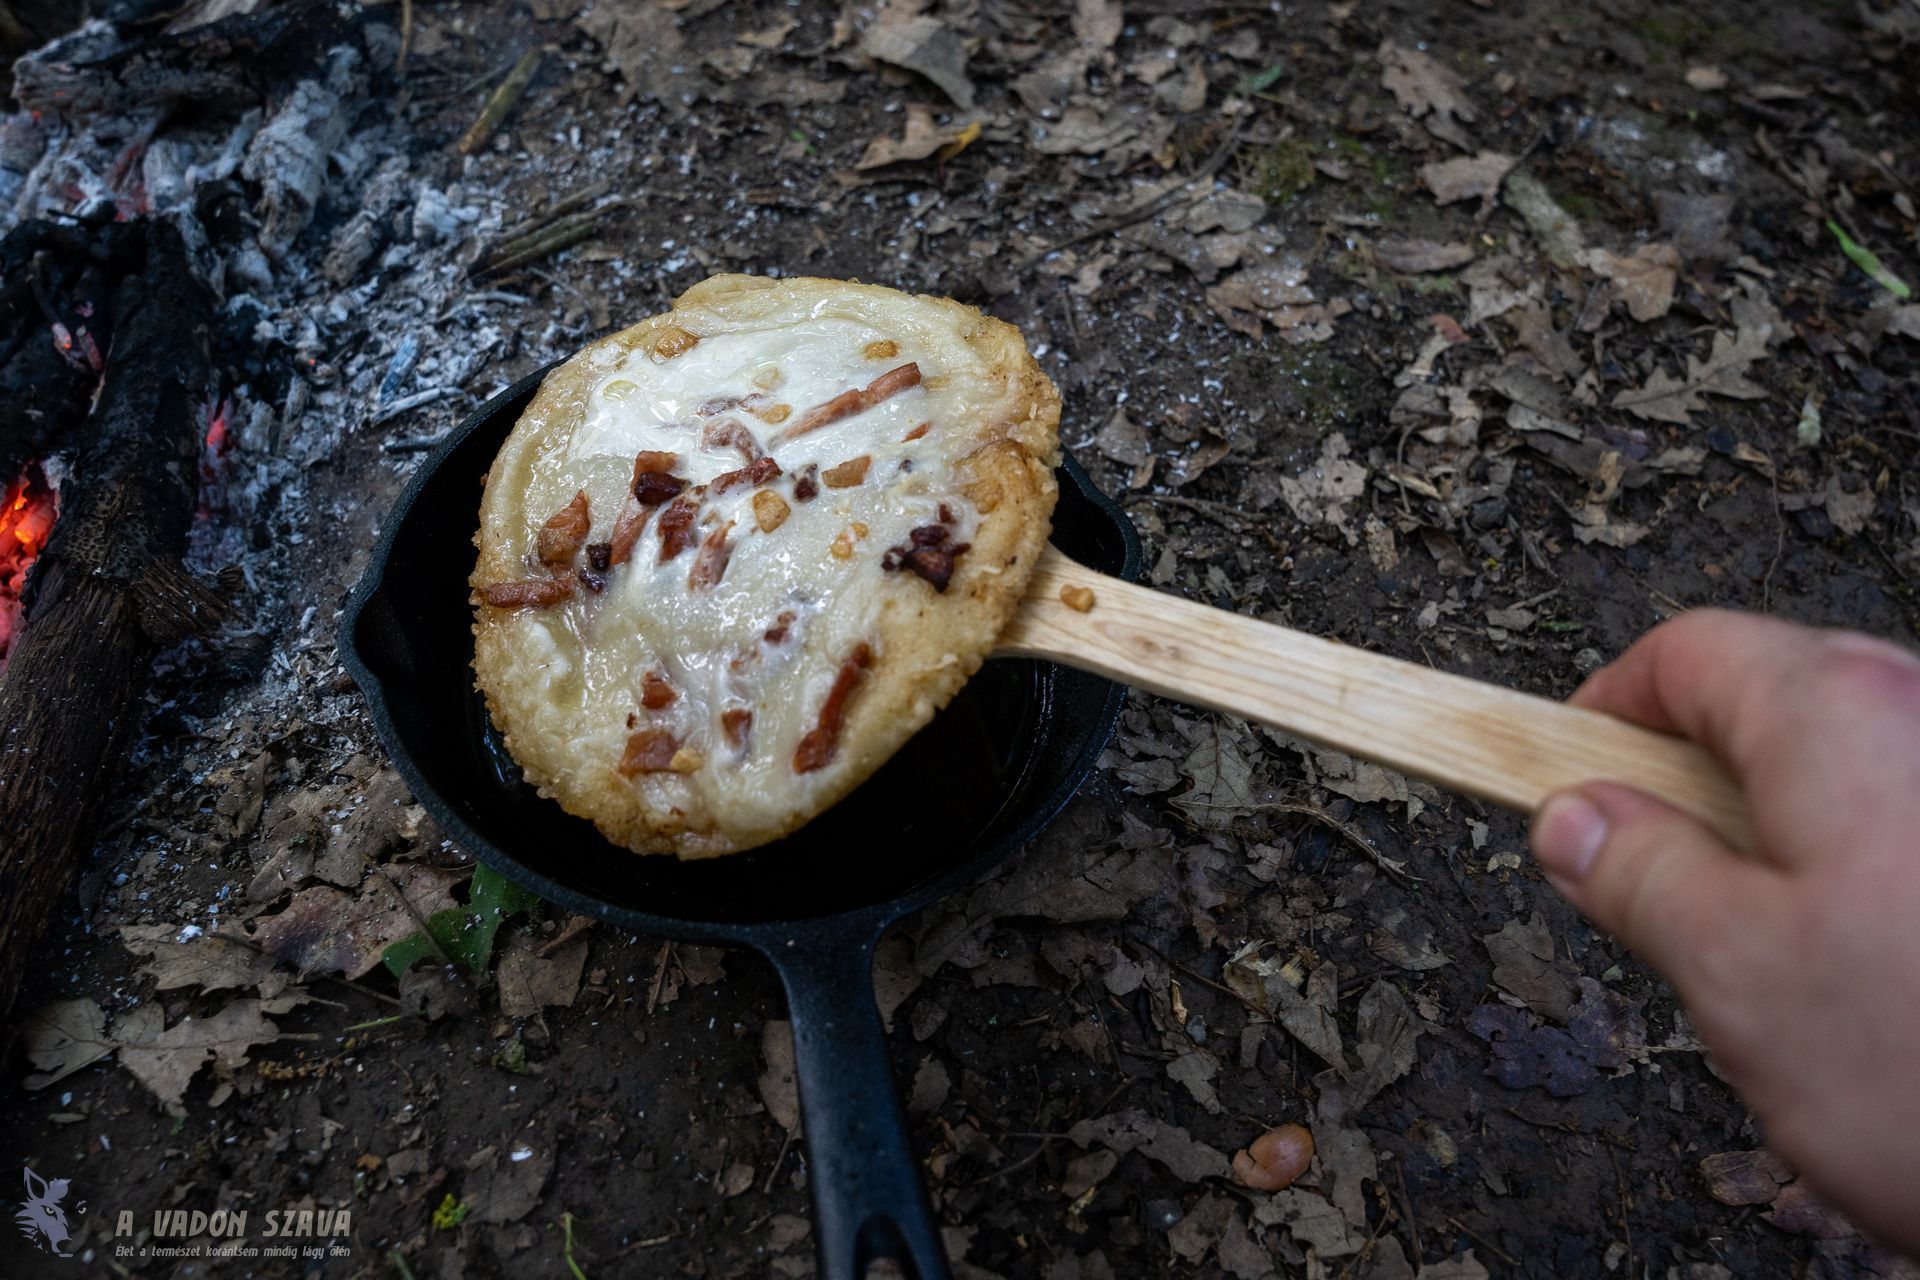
left=0, top=218, right=228, bottom=1020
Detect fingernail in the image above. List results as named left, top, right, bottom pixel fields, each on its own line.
left=1532, top=793, right=1607, bottom=880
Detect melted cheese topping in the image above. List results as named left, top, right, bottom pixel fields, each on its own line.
left=496, top=306, right=1001, bottom=839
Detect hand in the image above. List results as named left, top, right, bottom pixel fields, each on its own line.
left=1529, top=610, right=1920, bottom=1255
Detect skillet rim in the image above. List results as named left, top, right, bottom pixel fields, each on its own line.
left=338, top=365, right=1143, bottom=946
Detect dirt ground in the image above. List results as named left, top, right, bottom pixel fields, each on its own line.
left=5, top=0, right=1920, bottom=1277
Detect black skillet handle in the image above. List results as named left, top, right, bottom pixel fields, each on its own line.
left=765, top=933, right=951, bottom=1280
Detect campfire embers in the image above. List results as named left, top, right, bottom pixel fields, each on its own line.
left=0, top=461, right=57, bottom=665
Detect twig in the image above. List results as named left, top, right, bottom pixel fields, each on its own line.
left=473, top=222, right=597, bottom=279
left=346, top=1013, right=408, bottom=1033
left=397, top=0, right=413, bottom=73
left=1127, top=934, right=1268, bottom=1018
left=500, top=180, right=614, bottom=244
left=383, top=433, right=451, bottom=454
left=1251, top=800, right=1422, bottom=882
left=1761, top=448, right=1784, bottom=613
left=370, top=386, right=454, bottom=427
left=389, top=1247, right=417, bottom=1280
left=761, top=1132, right=795, bottom=1195
left=458, top=50, right=544, bottom=156
left=1443, top=1215, right=1516, bottom=1267
left=1395, top=1161, right=1423, bottom=1267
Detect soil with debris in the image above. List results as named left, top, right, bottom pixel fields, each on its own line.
left=5, top=0, right=1920, bottom=1277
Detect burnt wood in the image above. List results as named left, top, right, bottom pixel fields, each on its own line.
left=0, top=219, right=225, bottom=1022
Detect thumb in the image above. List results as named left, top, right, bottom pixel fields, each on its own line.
left=1529, top=782, right=1776, bottom=991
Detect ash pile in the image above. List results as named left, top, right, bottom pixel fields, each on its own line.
left=0, top=0, right=622, bottom=1014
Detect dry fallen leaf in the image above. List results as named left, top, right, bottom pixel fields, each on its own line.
left=1483, top=912, right=1575, bottom=1021
left=1278, top=432, right=1369, bottom=544
left=860, top=13, right=975, bottom=109
left=1205, top=258, right=1336, bottom=342
left=20, top=1000, right=114, bottom=1091
left=758, top=1018, right=800, bottom=1135
left=1378, top=40, right=1476, bottom=147
left=856, top=103, right=978, bottom=169
left=116, top=999, right=283, bottom=1116
left=1375, top=237, right=1476, bottom=273
left=1066, top=1109, right=1231, bottom=1181
left=250, top=864, right=466, bottom=980
left=496, top=934, right=588, bottom=1019
left=1419, top=150, right=1514, bottom=205
left=1613, top=322, right=1770, bottom=425
left=1700, top=1149, right=1793, bottom=1206
left=1580, top=243, right=1681, bottom=322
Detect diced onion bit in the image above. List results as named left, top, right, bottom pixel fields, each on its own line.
left=653, top=326, right=700, bottom=359
left=753, top=489, right=791, bottom=532
left=536, top=490, right=591, bottom=567
left=1059, top=584, right=1096, bottom=612
left=1231, top=1124, right=1314, bottom=1192
left=830, top=528, right=856, bottom=559
left=822, top=455, right=872, bottom=488
left=619, top=728, right=681, bottom=775
left=751, top=403, right=792, bottom=424
left=881, top=523, right=971, bottom=593
left=669, top=747, right=705, bottom=773
left=863, top=339, right=899, bottom=360
left=603, top=379, right=638, bottom=401
left=480, top=579, right=573, bottom=608
left=641, top=671, right=677, bottom=709
left=793, top=642, right=874, bottom=772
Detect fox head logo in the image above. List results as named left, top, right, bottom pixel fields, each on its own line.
left=16, top=1167, right=75, bottom=1257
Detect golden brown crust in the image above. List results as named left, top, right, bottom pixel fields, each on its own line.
left=470, top=274, right=1061, bottom=858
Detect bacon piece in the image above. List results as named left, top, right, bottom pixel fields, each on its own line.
left=771, top=363, right=922, bottom=446
left=641, top=671, right=677, bottom=709
left=480, top=579, right=572, bottom=608
left=607, top=503, right=654, bottom=567
left=697, top=394, right=766, bottom=418
left=657, top=491, right=701, bottom=563
left=689, top=520, right=735, bottom=589
left=536, top=490, right=591, bottom=567
left=902, top=421, right=931, bottom=442
left=633, top=471, right=688, bottom=505
left=822, top=456, right=871, bottom=489
left=710, top=455, right=782, bottom=497
left=764, top=610, right=797, bottom=644
left=585, top=543, right=612, bottom=572
left=619, top=728, right=681, bottom=775
left=792, top=464, right=820, bottom=502
left=702, top=417, right=766, bottom=463
left=721, top=708, right=752, bottom=750
left=881, top=524, right=970, bottom=593
left=606, top=452, right=683, bottom=567
left=793, top=642, right=874, bottom=773
left=578, top=568, right=608, bottom=594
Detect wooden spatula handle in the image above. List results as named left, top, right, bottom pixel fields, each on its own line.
left=997, top=547, right=1754, bottom=852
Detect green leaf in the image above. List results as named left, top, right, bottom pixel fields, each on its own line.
left=1236, top=63, right=1286, bottom=95
left=432, top=1194, right=471, bottom=1231
left=1827, top=219, right=1912, bottom=299
left=382, top=866, right=540, bottom=978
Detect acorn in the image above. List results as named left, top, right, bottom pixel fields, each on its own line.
left=1231, top=1123, right=1315, bottom=1191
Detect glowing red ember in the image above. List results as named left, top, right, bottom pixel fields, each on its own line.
left=0, top=463, right=60, bottom=666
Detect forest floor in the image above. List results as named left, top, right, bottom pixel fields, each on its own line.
left=5, top=0, right=1920, bottom=1277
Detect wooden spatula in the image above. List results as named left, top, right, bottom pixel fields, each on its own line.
left=996, top=546, right=1753, bottom=853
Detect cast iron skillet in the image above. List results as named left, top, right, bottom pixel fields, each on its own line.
left=339, top=367, right=1142, bottom=1280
